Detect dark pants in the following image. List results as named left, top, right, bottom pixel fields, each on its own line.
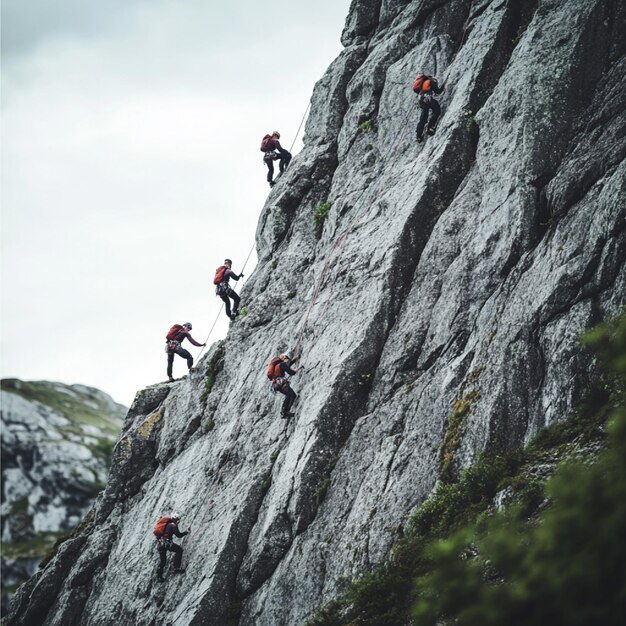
left=277, top=383, right=297, bottom=415
left=157, top=542, right=183, bottom=577
left=167, top=348, right=193, bottom=378
left=416, top=99, right=441, bottom=138
left=264, top=149, right=292, bottom=183
left=219, top=285, right=240, bottom=318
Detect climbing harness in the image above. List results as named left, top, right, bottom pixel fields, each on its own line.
left=270, top=376, right=289, bottom=393
left=165, top=339, right=181, bottom=353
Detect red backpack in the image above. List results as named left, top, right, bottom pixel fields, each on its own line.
left=166, top=324, right=183, bottom=340
left=260, top=134, right=273, bottom=152
left=154, top=517, right=171, bottom=538
left=412, top=73, right=427, bottom=93
left=267, top=357, right=283, bottom=380
left=214, top=265, right=227, bottom=285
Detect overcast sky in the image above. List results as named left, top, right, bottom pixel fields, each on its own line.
left=1, top=0, right=351, bottom=406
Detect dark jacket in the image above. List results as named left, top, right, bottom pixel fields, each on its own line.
left=164, top=521, right=188, bottom=540
left=222, top=269, right=241, bottom=285
left=171, top=329, right=203, bottom=347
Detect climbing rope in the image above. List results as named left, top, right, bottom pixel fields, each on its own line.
left=291, top=1, right=476, bottom=361
left=288, top=101, right=312, bottom=154
left=441, top=0, right=475, bottom=87
left=292, top=103, right=415, bottom=360
left=182, top=6, right=477, bottom=544
left=193, top=98, right=311, bottom=365
left=192, top=99, right=310, bottom=366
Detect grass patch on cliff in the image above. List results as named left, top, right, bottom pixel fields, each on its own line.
left=439, top=367, right=483, bottom=483
left=313, top=202, right=333, bottom=239
left=306, top=314, right=626, bottom=626
left=200, top=343, right=225, bottom=403
left=315, top=477, right=331, bottom=507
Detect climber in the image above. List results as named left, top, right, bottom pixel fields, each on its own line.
left=165, top=322, right=205, bottom=382
left=154, top=513, right=189, bottom=581
left=260, top=131, right=292, bottom=187
left=413, top=73, right=444, bottom=142
left=267, top=353, right=301, bottom=419
left=214, top=259, right=243, bottom=321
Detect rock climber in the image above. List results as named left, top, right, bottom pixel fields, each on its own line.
left=165, top=322, right=205, bottom=382
left=260, top=131, right=292, bottom=187
left=267, top=353, right=302, bottom=419
left=154, top=513, right=189, bottom=581
left=214, top=259, right=243, bottom=320
left=413, top=73, right=444, bottom=142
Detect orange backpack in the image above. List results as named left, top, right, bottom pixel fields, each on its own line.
left=412, top=73, right=425, bottom=93
left=153, top=517, right=171, bottom=538
left=267, top=357, right=283, bottom=380
left=260, top=134, right=273, bottom=152
left=214, top=265, right=227, bottom=285
left=166, top=324, right=182, bottom=340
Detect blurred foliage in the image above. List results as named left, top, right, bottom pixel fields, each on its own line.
left=306, top=313, right=626, bottom=625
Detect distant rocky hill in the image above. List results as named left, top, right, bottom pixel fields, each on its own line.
left=0, top=379, right=126, bottom=614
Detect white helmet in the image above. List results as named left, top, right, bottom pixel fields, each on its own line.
left=170, top=512, right=181, bottom=520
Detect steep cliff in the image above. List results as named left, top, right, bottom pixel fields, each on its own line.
left=1, top=380, right=125, bottom=614
left=7, top=0, right=625, bottom=624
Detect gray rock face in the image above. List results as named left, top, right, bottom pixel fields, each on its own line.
left=7, top=0, right=625, bottom=624
left=1, top=380, right=125, bottom=615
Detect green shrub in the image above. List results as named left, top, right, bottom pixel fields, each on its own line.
left=359, top=119, right=374, bottom=133
left=261, top=475, right=272, bottom=496
left=200, top=344, right=225, bottom=403
left=439, top=389, right=481, bottom=482
left=287, top=290, right=297, bottom=299
left=316, top=477, right=331, bottom=506
left=313, top=202, right=333, bottom=239
left=306, top=314, right=626, bottom=626
left=464, top=109, right=477, bottom=134
left=365, top=143, right=374, bottom=151
left=203, top=418, right=215, bottom=433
